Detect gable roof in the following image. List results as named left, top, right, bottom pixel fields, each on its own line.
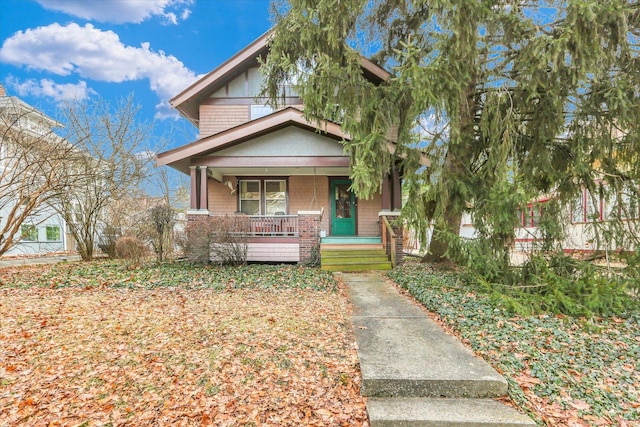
left=156, top=107, right=348, bottom=174
left=170, top=30, right=391, bottom=125
left=0, top=94, right=63, bottom=129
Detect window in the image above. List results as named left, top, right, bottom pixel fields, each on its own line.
left=571, top=192, right=586, bottom=223
left=265, top=180, right=286, bottom=215
left=250, top=105, right=274, bottom=120
left=21, top=224, right=37, bottom=241
left=239, top=179, right=287, bottom=215
left=530, top=205, right=542, bottom=227
left=46, top=225, right=61, bottom=241
left=585, top=189, right=601, bottom=222
left=571, top=189, right=602, bottom=223
left=570, top=184, right=640, bottom=222
left=620, top=184, right=639, bottom=220
left=239, top=180, right=261, bottom=215
left=516, top=203, right=544, bottom=228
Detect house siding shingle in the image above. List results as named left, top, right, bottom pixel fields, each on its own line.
left=357, top=193, right=383, bottom=236
left=207, top=177, right=238, bottom=213
left=289, top=175, right=330, bottom=232
left=199, top=105, right=249, bottom=138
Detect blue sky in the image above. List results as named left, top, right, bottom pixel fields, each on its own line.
left=0, top=0, right=273, bottom=153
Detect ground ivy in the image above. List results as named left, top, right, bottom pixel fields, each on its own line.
left=387, top=260, right=639, bottom=425
left=0, top=260, right=337, bottom=292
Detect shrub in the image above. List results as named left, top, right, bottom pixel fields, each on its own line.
left=114, top=236, right=148, bottom=265
left=301, top=242, right=321, bottom=267
left=98, top=226, right=122, bottom=258
left=179, top=216, right=247, bottom=265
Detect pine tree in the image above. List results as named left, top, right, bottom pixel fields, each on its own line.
left=262, top=0, right=640, bottom=265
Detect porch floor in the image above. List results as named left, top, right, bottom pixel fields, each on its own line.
left=321, top=236, right=382, bottom=245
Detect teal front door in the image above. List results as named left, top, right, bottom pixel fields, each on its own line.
left=330, top=179, right=356, bottom=236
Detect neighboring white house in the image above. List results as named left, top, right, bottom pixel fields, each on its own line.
left=513, top=188, right=639, bottom=254
left=407, top=190, right=639, bottom=260
left=0, top=85, right=75, bottom=257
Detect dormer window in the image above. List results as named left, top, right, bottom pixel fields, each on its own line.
left=250, top=104, right=273, bottom=120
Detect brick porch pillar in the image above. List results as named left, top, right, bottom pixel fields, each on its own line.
left=298, top=210, right=322, bottom=264
left=379, top=211, right=404, bottom=265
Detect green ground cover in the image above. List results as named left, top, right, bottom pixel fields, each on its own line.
left=387, top=260, right=639, bottom=426
left=0, top=260, right=337, bottom=291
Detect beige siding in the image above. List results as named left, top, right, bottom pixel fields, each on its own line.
left=247, top=243, right=300, bottom=262
left=357, top=192, right=382, bottom=237
left=289, top=175, right=330, bottom=232
left=207, top=177, right=238, bottom=214
left=199, top=105, right=249, bottom=137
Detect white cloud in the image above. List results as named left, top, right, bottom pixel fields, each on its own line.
left=6, top=76, right=96, bottom=104
left=154, top=99, right=181, bottom=120
left=35, top=0, right=193, bottom=25
left=0, top=23, right=201, bottom=118
left=164, top=12, right=178, bottom=25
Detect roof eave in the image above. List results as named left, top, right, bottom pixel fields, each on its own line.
left=360, top=57, right=391, bottom=82
left=156, top=107, right=348, bottom=169
left=169, top=30, right=272, bottom=114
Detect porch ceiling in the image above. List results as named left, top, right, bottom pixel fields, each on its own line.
left=208, top=165, right=349, bottom=179
left=195, top=152, right=350, bottom=181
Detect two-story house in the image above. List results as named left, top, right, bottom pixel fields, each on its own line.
left=157, top=32, right=403, bottom=269
left=0, top=85, right=75, bottom=257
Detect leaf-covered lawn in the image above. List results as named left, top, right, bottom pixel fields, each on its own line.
left=387, top=260, right=639, bottom=427
left=0, top=261, right=367, bottom=426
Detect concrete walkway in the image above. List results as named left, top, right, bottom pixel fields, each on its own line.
left=339, top=272, right=535, bottom=427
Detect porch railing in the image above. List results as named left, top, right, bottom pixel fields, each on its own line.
left=381, top=216, right=397, bottom=267
left=208, top=214, right=298, bottom=237
left=247, top=215, right=298, bottom=237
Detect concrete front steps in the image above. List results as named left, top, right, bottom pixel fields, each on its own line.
left=341, top=273, right=536, bottom=427
left=366, top=398, right=536, bottom=427
left=320, top=237, right=392, bottom=272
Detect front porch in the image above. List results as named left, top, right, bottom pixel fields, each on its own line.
left=187, top=210, right=323, bottom=263
left=186, top=209, right=403, bottom=267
